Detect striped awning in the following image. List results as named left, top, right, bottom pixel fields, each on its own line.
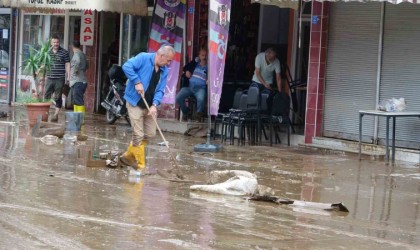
left=2, top=0, right=148, bottom=16
left=251, top=0, right=420, bottom=10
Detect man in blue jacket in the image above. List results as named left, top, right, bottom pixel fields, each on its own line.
left=176, top=48, right=207, bottom=122
left=120, top=45, right=175, bottom=173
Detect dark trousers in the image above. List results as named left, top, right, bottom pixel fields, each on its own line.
left=45, top=78, right=65, bottom=108
left=72, top=82, right=87, bottom=105
left=251, top=81, right=271, bottom=94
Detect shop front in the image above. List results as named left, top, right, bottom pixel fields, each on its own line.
left=185, top=0, right=303, bottom=122
left=321, top=2, right=420, bottom=149
left=4, top=0, right=151, bottom=113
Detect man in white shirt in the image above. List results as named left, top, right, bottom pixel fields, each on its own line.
left=251, top=47, right=281, bottom=92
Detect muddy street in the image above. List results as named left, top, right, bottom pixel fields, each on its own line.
left=0, top=108, right=419, bottom=249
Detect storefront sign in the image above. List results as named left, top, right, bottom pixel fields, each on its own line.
left=2, top=29, right=8, bottom=39
left=25, top=0, right=78, bottom=8
left=312, top=16, right=319, bottom=24
left=209, top=0, right=231, bottom=115
left=8, top=0, right=148, bottom=16
left=81, top=10, right=95, bottom=46
left=0, top=68, right=8, bottom=89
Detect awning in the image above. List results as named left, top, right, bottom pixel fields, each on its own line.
left=251, top=0, right=420, bottom=10
left=4, top=0, right=148, bottom=16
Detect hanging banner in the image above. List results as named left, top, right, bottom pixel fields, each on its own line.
left=209, top=0, right=231, bottom=115
left=148, top=0, right=185, bottom=104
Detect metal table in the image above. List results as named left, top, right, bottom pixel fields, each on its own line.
left=358, top=110, right=420, bottom=162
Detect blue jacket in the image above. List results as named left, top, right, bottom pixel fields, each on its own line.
left=122, top=52, right=168, bottom=107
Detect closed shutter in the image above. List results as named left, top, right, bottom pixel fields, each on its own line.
left=323, top=2, right=382, bottom=141
left=378, top=3, right=420, bottom=149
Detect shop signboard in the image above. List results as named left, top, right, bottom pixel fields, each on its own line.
left=148, top=0, right=185, bottom=104
left=208, top=0, right=231, bottom=115
left=4, top=0, right=148, bottom=15
left=81, top=10, right=95, bottom=46
left=0, top=66, right=7, bottom=102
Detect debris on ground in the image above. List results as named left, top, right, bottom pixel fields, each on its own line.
left=32, top=121, right=65, bottom=138
left=183, top=126, right=207, bottom=137
left=188, top=170, right=349, bottom=213
left=247, top=196, right=349, bottom=213
left=0, top=111, right=7, bottom=118
left=77, top=134, right=88, bottom=141
left=40, top=135, right=60, bottom=145
left=190, top=170, right=271, bottom=196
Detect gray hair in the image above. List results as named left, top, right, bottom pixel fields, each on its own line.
left=157, top=45, right=175, bottom=57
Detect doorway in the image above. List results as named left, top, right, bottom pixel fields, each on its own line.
left=98, top=12, right=120, bottom=113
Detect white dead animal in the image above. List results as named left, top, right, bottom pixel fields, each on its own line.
left=190, top=170, right=274, bottom=196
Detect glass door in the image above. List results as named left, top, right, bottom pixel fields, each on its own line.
left=0, top=9, right=11, bottom=103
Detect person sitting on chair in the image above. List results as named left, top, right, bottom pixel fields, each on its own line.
left=251, top=47, right=281, bottom=93
left=176, top=48, right=208, bottom=122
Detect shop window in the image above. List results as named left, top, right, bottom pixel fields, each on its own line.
left=121, top=14, right=151, bottom=64
left=50, top=16, right=65, bottom=40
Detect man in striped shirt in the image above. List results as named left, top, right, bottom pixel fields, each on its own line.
left=45, top=34, right=70, bottom=122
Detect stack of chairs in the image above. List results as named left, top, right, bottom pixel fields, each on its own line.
left=221, top=85, right=262, bottom=145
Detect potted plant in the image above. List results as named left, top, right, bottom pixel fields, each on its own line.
left=21, top=39, right=53, bottom=126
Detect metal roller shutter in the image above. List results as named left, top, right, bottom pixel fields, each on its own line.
left=323, top=2, right=382, bottom=142
left=378, top=3, right=420, bottom=149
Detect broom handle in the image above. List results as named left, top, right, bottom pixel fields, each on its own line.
left=140, top=93, right=170, bottom=150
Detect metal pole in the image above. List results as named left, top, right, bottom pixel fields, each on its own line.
left=193, top=0, right=221, bottom=153
left=206, top=0, right=211, bottom=145
left=374, top=2, right=385, bottom=144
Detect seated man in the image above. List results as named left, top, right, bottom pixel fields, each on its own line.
left=176, top=48, right=207, bottom=122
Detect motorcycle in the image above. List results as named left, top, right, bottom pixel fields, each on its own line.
left=101, top=64, right=130, bottom=125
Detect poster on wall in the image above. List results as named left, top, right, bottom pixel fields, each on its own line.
left=148, top=0, right=185, bottom=104
left=208, top=0, right=231, bottom=115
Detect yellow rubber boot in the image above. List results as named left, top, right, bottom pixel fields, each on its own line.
left=74, top=105, right=86, bottom=124
left=132, top=140, right=147, bottom=170
left=120, top=143, right=137, bottom=167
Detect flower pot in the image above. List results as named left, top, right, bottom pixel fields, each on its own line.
left=25, top=102, right=51, bottom=127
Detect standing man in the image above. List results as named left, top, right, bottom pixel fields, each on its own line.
left=120, top=45, right=175, bottom=173
left=45, top=34, right=70, bottom=122
left=251, top=47, right=281, bottom=93
left=69, top=40, right=88, bottom=119
left=175, top=48, right=208, bottom=122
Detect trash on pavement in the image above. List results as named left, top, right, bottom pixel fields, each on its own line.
left=190, top=170, right=260, bottom=196
left=40, top=135, right=59, bottom=145
left=247, top=195, right=349, bottom=213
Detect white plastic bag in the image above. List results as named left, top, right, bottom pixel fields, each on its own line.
left=377, top=98, right=406, bottom=112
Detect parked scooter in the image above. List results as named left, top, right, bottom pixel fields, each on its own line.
left=101, top=65, right=130, bottom=125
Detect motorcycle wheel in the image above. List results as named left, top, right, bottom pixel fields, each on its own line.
left=106, top=109, right=118, bottom=124
left=105, top=97, right=118, bottom=124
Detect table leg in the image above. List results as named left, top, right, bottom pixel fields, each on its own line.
left=386, top=116, right=390, bottom=162
left=392, top=116, right=396, bottom=163
left=359, top=113, right=363, bottom=160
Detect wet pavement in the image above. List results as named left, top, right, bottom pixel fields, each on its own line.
left=0, top=106, right=419, bottom=249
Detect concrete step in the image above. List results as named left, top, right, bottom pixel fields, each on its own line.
left=302, top=137, right=420, bottom=163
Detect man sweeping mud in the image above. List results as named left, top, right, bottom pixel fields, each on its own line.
left=119, top=45, right=175, bottom=175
